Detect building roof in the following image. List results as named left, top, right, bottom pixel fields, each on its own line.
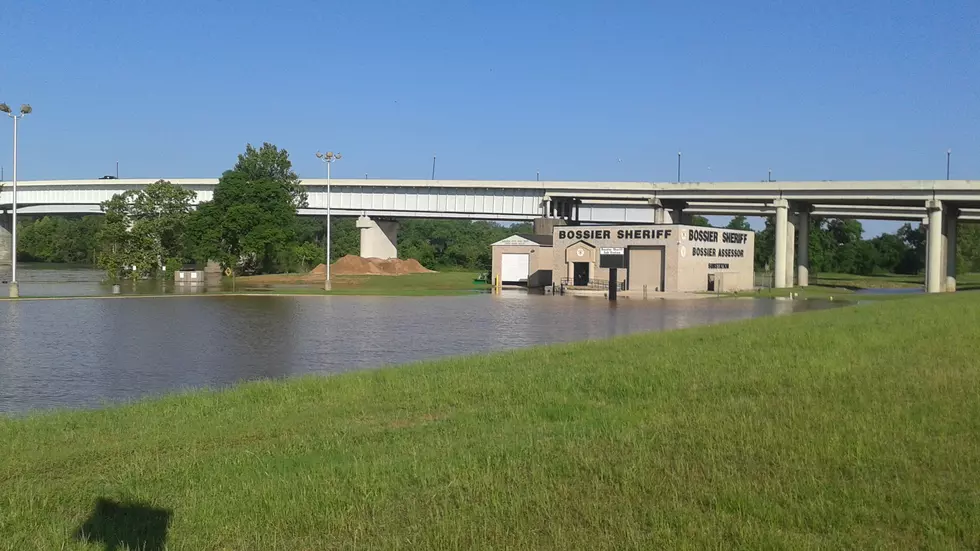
left=490, top=234, right=553, bottom=247
left=519, top=234, right=553, bottom=246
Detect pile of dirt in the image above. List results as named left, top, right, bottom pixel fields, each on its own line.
left=310, top=255, right=434, bottom=276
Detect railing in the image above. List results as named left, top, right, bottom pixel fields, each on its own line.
left=754, top=271, right=775, bottom=289
left=560, top=277, right=627, bottom=291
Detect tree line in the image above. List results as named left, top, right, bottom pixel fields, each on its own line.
left=750, top=215, right=980, bottom=276
left=13, top=142, right=980, bottom=279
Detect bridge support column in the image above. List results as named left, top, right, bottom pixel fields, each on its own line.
left=945, top=208, right=958, bottom=292
left=0, top=212, right=10, bottom=268
left=925, top=200, right=943, bottom=294
left=662, top=201, right=689, bottom=225
left=797, top=208, right=810, bottom=287
left=533, top=217, right=565, bottom=236
left=356, top=216, right=399, bottom=260
left=773, top=199, right=788, bottom=289
left=785, top=212, right=796, bottom=288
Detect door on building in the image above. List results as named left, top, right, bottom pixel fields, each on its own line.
left=573, top=262, right=590, bottom=286
left=628, top=246, right=665, bottom=291
left=501, top=253, right=530, bottom=283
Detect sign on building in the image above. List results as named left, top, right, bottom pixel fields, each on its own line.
left=599, top=247, right=626, bottom=269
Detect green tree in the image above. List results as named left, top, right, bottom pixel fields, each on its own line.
left=96, top=180, right=196, bottom=281
left=896, top=223, right=926, bottom=274
left=188, top=168, right=298, bottom=274
left=726, top=215, right=752, bottom=231
left=233, top=142, right=306, bottom=208
left=956, top=223, right=980, bottom=274
left=18, top=216, right=104, bottom=263
left=689, top=215, right=711, bottom=227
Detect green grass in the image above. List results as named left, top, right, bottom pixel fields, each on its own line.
left=3, top=295, right=980, bottom=549
left=810, top=272, right=980, bottom=291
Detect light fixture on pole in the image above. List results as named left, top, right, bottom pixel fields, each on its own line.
left=315, top=150, right=342, bottom=291
left=1, top=102, right=31, bottom=298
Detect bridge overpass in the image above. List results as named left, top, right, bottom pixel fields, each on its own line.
left=2, top=178, right=978, bottom=293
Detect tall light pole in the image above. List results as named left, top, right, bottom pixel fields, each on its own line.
left=946, top=149, right=951, bottom=180
left=1, top=103, right=31, bottom=298
left=315, top=151, right=341, bottom=291
left=431, top=154, right=437, bottom=180
left=676, top=151, right=682, bottom=183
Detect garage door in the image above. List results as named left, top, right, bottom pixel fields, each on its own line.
left=628, top=246, right=664, bottom=292
left=501, top=253, right=530, bottom=283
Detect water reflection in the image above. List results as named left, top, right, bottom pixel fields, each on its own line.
left=0, top=290, right=837, bottom=415
left=0, top=264, right=222, bottom=297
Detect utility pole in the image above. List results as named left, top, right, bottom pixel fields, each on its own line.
left=1, top=102, right=32, bottom=298
left=431, top=154, right=437, bottom=180
left=315, top=151, right=342, bottom=291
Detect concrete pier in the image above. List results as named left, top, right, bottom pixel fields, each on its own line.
left=773, top=198, right=788, bottom=289
left=356, top=216, right=399, bottom=259
left=532, top=217, right=565, bottom=236
left=785, top=212, right=796, bottom=288
left=945, top=208, right=958, bottom=292
left=926, top=200, right=943, bottom=293
left=0, top=212, right=10, bottom=267
left=797, top=208, right=810, bottom=287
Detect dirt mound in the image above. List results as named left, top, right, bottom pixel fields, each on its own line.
left=310, top=255, right=434, bottom=276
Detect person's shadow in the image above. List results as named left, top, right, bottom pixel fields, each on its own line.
left=74, top=498, right=171, bottom=551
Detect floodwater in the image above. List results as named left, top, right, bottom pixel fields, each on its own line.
left=0, top=266, right=839, bottom=415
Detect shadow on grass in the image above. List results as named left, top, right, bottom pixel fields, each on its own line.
left=74, top=498, right=171, bottom=551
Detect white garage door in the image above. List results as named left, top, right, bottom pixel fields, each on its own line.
left=501, top=253, right=530, bottom=283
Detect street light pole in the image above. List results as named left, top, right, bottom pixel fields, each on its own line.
left=947, top=149, right=951, bottom=180
left=677, top=151, right=681, bottom=183
left=1, top=102, right=31, bottom=298
left=316, top=151, right=342, bottom=291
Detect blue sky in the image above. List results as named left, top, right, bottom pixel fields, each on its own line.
left=1, top=0, right=977, bottom=235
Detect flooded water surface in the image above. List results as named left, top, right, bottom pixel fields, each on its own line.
left=0, top=266, right=838, bottom=414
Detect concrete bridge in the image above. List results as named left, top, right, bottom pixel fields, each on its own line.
left=2, top=178, right=979, bottom=292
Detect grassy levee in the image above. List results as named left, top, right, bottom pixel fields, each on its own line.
left=2, top=295, right=980, bottom=549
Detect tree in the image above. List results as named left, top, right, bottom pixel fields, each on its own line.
left=96, top=180, right=196, bottom=281
left=896, top=223, right=926, bottom=274
left=726, top=215, right=752, bottom=231
left=18, top=216, right=105, bottom=263
left=956, top=223, right=980, bottom=275
left=233, top=142, right=306, bottom=208
left=189, top=168, right=299, bottom=274
left=689, top=215, right=711, bottom=227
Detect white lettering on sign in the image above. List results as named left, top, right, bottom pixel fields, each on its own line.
left=600, top=247, right=625, bottom=255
